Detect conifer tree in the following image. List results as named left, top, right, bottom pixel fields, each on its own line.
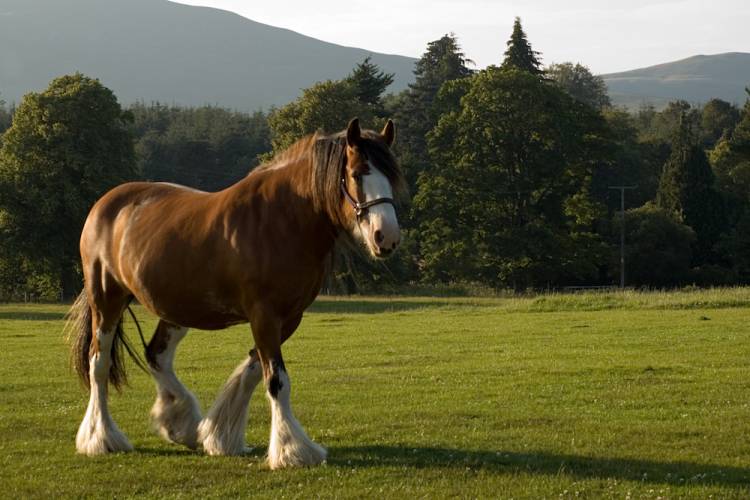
left=393, top=34, right=473, bottom=187
left=501, top=17, right=543, bottom=76
left=657, top=114, right=726, bottom=264
left=346, top=56, right=394, bottom=114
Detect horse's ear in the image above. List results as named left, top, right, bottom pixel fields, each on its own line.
left=381, top=119, right=395, bottom=146
left=346, top=118, right=361, bottom=147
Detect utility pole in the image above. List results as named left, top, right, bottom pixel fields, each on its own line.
left=609, top=186, right=637, bottom=288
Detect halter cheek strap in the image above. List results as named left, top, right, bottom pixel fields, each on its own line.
left=340, top=177, right=396, bottom=219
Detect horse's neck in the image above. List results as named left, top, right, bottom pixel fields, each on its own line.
left=231, top=157, right=339, bottom=258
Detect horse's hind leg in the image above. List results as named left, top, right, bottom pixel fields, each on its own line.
left=146, top=321, right=202, bottom=449
left=75, top=285, right=132, bottom=455
left=198, top=349, right=263, bottom=455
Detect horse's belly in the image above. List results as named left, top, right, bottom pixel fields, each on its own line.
left=125, top=264, right=247, bottom=329
left=136, top=290, right=247, bottom=330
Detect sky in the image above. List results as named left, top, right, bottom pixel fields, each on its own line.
left=171, top=0, right=749, bottom=74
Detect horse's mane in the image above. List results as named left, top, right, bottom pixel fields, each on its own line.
left=257, top=130, right=406, bottom=223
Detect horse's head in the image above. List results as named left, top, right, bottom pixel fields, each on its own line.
left=340, top=118, right=404, bottom=259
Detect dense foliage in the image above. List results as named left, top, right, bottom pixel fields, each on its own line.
left=417, top=67, right=607, bottom=288
left=0, top=74, right=136, bottom=299
left=546, top=62, right=611, bottom=110
left=131, top=103, right=270, bottom=191
left=391, top=34, right=474, bottom=191
left=2, top=19, right=750, bottom=298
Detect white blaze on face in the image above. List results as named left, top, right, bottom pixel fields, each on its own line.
left=359, top=163, right=400, bottom=257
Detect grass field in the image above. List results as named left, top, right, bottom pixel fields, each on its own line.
left=1, top=289, right=749, bottom=498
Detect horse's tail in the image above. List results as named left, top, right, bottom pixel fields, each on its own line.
left=64, top=291, right=93, bottom=389
left=64, top=292, right=149, bottom=391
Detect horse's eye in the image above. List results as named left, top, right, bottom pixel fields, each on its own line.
left=353, top=173, right=362, bottom=183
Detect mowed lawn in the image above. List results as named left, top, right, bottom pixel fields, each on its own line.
left=1, top=290, right=749, bottom=498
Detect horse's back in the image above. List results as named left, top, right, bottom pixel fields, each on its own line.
left=83, top=182, right=206, bottom=254
left=79, top=168, right=330, bottom=328
left=80, top=182, right=234, bottom=320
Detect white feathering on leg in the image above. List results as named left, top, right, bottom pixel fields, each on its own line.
left=150, top=387, right=202, bottom=449
left=75, top=329, right=133, bottom=455
left=198, top=355, right=262, bottom=455
left=267, top=370, right=326, bottom=469
left=149, top=326, right=202, bottom=449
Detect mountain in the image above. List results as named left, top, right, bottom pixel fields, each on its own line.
left=0, top=0, right=417, bottom=110
left=602, top=53, right=750, bottom=109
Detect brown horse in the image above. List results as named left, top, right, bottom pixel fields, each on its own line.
left=65, top=118, right=405, bottom=468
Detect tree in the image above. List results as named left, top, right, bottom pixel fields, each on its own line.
left=656, top=115, right=726, bottom=264
left=417, top=67, right=608, bottom=288
left=710, top=90, right=750, bottom=197
left=0, top=73, right=135, bottom=297
left=0, top=93, right=12, bottom=135
left=131, top=103, right=270, bottom=191
left=717, top=210, right=750, bottom=283
left=392, top=34, right=473, bottom=189
left=700, top=98, right=740, bottom=147
left=613, top=204, right=696, bottom=287
left=500, top=17, right=543, bottom=76
left=710, top=90, right=750, bottom=275
left=590, top=109, right=667, bottom=215
left=638, top=100, right=700, bottom=144
left=268, top=79, right=375, bottom=153
left=346, top=57, right=394, bottom=116
left=546, top=62, right=610, bottom=110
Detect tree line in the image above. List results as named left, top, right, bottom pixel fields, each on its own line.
left=1, top=18, right=749, bottom=299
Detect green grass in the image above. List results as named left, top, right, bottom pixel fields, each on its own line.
left=1, top=290, right=749, bottom=498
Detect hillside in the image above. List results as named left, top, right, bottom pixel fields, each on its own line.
left=602, top=53, right=750, bottom=109
left=0, top=0, right=417, bottom=110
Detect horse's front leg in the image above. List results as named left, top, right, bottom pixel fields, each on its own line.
left=198, top=349, right=263, bottom=455
left=251, top=307, right=326, bottom=469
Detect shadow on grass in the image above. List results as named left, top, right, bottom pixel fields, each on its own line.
left=0, top=311, right=67, bottom=321
left=328, top=445, right=750, bottom=488
left=134, top=446, right=267, bottom=459
left=133, top=447, right=200, bottom=457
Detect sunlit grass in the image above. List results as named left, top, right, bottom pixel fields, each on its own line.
left=1, top=290, right=749, bottom=498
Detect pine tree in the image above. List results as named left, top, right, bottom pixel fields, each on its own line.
left=501, top=17, right=543, bottom=76
left=393, top=34, right=473, bottom=187
left=346, top=56, right=394, bottom=114
left=657, top=114, right=726, bottom=264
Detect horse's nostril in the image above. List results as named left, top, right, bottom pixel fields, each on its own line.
left=391, top=242, right=396, bottom=249
left=374, top=230, right=384, bottom=244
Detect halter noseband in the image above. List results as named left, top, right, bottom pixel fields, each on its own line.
left=340, top=176, right=396, bottom=219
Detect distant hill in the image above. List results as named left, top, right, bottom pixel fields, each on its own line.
left=602, top=53, right=750, bottom=109
left=0, top=0, right=417, bottom=110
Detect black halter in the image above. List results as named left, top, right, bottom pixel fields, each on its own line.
left=340, top=176, right=396, bottom=219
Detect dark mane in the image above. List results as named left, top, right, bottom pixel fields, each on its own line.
left=311, top=129, right=407, bottom=223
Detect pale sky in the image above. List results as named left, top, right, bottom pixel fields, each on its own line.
left=171, top=0, right=749, bottom=74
